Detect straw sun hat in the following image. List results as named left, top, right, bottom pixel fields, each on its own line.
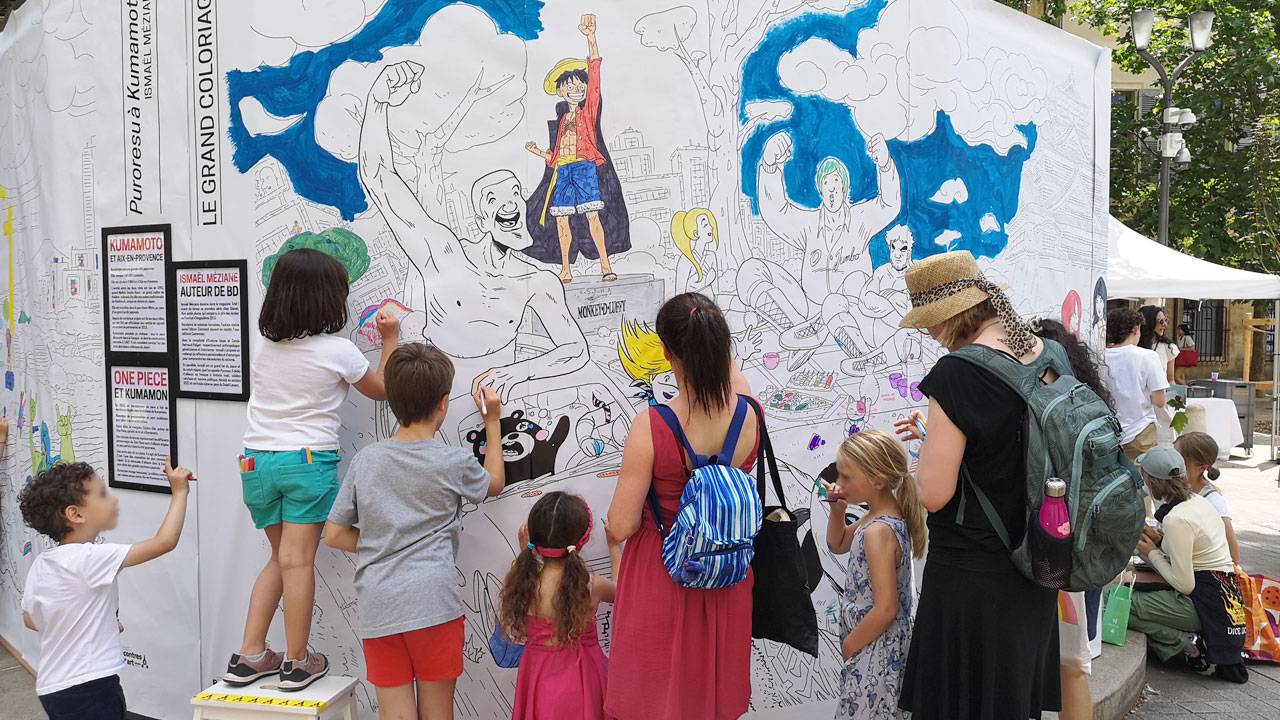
left=899, top=250, right=1008, bottom=329
left=898, top=250, right=1036, bottom=357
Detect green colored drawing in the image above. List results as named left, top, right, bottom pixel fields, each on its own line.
left=261, top=227, right=370, bottom=287
left=56, top=407, right=74, bottom=465
left=18, top=311, right=30, bottom=324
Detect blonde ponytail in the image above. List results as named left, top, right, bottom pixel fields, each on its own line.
left=895, top=472, right=929, bottom=559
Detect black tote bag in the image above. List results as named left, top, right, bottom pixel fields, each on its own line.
left=746, top=399, right=819, bottom=657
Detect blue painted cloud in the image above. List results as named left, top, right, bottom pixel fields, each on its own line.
left=225, top=0, right=544, bottom=220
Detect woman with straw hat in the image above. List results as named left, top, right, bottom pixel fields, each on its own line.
left=891, top=251, right=1061, bottom=719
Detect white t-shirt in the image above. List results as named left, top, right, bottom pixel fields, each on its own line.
left=1179, top=335, right=1196, bottom=350
left=1153, top=341, right=1178, bottom=373
left=22, top=543, right=130, bottom=696
left=1104, top=344, right=1170, bottom=444
left=1154, top=486, right=1231, bottom=519
left=243, top=334, right=370, bottom=450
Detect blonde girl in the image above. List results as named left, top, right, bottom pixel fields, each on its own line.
left=823, top=429, right=926, bottom=720
left=1173, top=432, right=1239, bottom=564
left=670, top=209, right=718, bottom=294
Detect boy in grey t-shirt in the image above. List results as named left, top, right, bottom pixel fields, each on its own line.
left=326, top=343, right=504, bottom=715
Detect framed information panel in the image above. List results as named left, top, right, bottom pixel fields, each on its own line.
left=101, top=224, right=172, bottom=359
left=106, top=364, right=178, bottom=494
left=170, top=260, right=250, bottom=400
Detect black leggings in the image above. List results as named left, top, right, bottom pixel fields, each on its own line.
left=38, top=675, right=126, bottom=720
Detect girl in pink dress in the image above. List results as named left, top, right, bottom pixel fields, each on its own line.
left=605, top=293, right=759, bottom=720
left=499, top=492, right=621, bottom=720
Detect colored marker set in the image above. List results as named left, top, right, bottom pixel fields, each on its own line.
left=238, top=455, right=255, bottom=472
left=300, top=447, right=312, bottom=464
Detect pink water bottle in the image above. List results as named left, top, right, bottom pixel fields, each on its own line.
left=1039, top=478, right=1071, bottom=539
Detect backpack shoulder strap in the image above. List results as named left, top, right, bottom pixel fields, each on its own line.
left=715, top=396, right=750, bottom=466
left=651, top=404, right=700, bottom=466
left=956, top=464, right=1013, bottom=552
left=949, top=339, right=1072, bottom=402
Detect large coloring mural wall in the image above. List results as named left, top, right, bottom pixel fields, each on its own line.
left=0, top=1, right=1110, bottom=718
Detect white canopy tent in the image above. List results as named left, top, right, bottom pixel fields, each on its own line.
left=1106, top=215, right=1280, bottom=300
left=1106, top=215, right=1280, bottom=462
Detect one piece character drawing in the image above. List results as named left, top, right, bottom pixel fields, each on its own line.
left=524, top=13, right=630, bottom=284
left=738, top=130, right=901, bottom=365
left=821, top=224, right=915, bottom=375
left=671, top=208, right=719, bottom=295
left=357, top=61, right=589, bottom=438
left=618, top=319, right=677, bottom=406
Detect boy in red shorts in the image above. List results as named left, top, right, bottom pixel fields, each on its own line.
left=325, top=344, right=504, bottom=718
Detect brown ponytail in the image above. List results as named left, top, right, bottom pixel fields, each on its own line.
left=655, top=293, right=732, bottom=411
left=497, top=492, right=595, bottom=646
left=1174, top=432, right=1222, bottom=490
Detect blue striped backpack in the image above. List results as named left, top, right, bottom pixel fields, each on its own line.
left=646, top=395, right=762, bottom=589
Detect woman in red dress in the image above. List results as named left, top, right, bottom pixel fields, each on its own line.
left=605, top=292, right=758, bottom=720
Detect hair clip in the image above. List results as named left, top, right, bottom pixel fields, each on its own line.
left=526, top=541, right=535, bottom=550
left=567, top=545, right=578, bottom=554
left=689, top=307, right=697, bottom=317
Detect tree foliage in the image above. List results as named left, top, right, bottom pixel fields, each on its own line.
left=996, top=0, right=1068, bottom=23
left=1071, top=1, right=1280, bottom=272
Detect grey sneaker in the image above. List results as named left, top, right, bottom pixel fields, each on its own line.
left=278, top=652, right=329, bottom=692
left=222, top=649, right=284, bottom=686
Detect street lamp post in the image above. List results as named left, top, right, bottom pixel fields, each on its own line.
left=1130, top=9, right=1215, bottom=246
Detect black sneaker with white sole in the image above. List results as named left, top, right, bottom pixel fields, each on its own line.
left=222, top=649, right=284, bottom=686
left=278, top=652, right=329, bottom=692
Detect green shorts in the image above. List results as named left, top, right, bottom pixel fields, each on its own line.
left=240, top=448, right=341, bottom=529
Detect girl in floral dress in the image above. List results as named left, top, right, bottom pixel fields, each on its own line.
left=823, top=430, right=928, bottom=719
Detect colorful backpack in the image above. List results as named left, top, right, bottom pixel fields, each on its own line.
left=646, top=396, right=762, bottom=589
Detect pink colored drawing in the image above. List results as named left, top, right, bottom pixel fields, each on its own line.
left=354, top=299, right=412, bottom=352
left=1061, top=290, right=1082, bottom=338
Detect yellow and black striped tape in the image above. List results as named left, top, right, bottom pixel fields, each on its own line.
left=192, top=691, right=327, bottom=710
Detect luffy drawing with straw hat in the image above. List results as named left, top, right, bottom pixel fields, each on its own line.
left=525, top=14, right=622, bottom=284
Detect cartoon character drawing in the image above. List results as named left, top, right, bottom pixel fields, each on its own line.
left=739, top=131, right=901, bottom=336
left=56, top=407, right=73, bottom=465
left=618, top=319, right=677, bottom=406
left=1091, top=277, right=1107, bottom=351
left=357, top=60, right=593, bottom=441
left=820, top=224, right=916, bottom=375
left=523, top=14, right=630, bottom=283
left=671, top=208, right=719, bottom=294
left=1061, top=290, right=1082, bottom=338
left=466, top=410, right=571, bottom=486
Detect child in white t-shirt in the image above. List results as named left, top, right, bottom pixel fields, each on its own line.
left=20, top=458, right=193, bottom=720
left=227, top=248, right=399, bottom=691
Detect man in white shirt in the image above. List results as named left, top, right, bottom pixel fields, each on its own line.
left=1104, top=308, right=1170, bottom=461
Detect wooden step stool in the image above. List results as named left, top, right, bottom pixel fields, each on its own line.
left=191, top=676, right=359, bottom=720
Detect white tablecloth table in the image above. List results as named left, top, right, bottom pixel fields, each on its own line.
left=1184, top=397, right=1245, bottom=458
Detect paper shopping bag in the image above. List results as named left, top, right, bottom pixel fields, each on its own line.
left=1101, top=580, right=1135, bottom=646
left=1238, top=567, right=1280, bottom=663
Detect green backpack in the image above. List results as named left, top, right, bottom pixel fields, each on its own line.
left=948, top=339, right=1145, bottom=592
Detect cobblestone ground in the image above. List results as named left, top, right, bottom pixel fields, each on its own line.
left=1129, top=436, right=1280, bottom=718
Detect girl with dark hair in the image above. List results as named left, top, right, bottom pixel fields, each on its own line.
left=1139, top=305, right=1177, bottom=384
left=224, top=248, right=401, bottom=691
left=605, top=292, right=759, bottom=720
left=500, top=492, right=620, bottom=720
left=1175, top=324, right=1198, bottom=384
left=1033, top=318, right=1114, bottom=411
left=1090, top=278, right=1108, bottom=351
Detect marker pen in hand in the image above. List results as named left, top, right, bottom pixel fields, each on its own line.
left=914, top=417, right=927, bottom=439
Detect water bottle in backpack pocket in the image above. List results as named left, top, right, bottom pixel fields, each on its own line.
left=646, top=397, right=763, bottom=589
left=950, top=340, right=1145, bottom=592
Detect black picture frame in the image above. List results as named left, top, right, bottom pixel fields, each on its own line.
left=101, top=223, right=173, bottom=364
left=170, top=259, right=251, bottom=401
left=105, top=362, right=178, bottom=495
